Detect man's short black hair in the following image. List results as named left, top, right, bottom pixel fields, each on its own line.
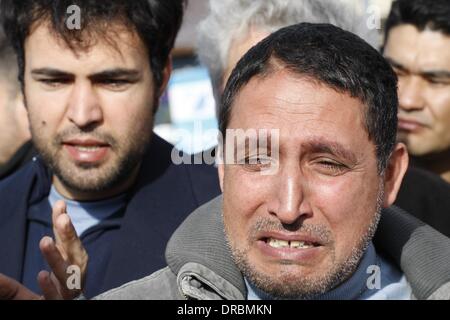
left=0, top=0, right=186, bottom=91
left=385, top=0, right=450, bottom=41
left=220, top=23, right=398, bottom=173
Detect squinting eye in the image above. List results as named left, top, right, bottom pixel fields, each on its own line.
left=427, top=78, right=450, bottom=86
left=39, top=79, right=70, bottom=87
left=316, top=160, right=348, bottom=175
left=100, top=79, right=131, bottom=88
left=243, top=156, right=273, bottom=171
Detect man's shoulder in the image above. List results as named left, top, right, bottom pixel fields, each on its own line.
left=0, top=158, right=40, bottom=196
left=0, top=141, right=36, bottom=180
left=376, top=206, right=450, bottom=299
left=395, top=165, right=450, bottom=236
left=93, top=267, right=182, bottom=300
left=0, top=158, right=47, bottom=224
left=138, top=136, right=221, bottom=206
left=403, top=166, right=450, bottom=191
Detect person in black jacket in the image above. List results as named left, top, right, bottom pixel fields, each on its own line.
left=0, top=0, right=221, bottom=299
left=382, top=0, right=450, bottom=235
left=0, top=28, right=33, bottom=180
left=384, top=0, right=450, bottom=184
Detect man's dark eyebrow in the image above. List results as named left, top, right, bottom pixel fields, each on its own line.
left=89, top=69, right=141, bottom=81
left=31, top=68, right=141, bottom=80
left=421, top=70, right=450, bottom=80
left=31, top=68, right=73, bottom=78
left=303, top=139, right=357, bottom=163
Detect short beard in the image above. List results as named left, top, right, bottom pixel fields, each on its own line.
left=225, top=187, right=384, bottom=299
left=32, top=125, right=151, bottom=194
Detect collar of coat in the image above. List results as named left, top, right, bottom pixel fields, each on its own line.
left=166, top=195, right=450, bottom=300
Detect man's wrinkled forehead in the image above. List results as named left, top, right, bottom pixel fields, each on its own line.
left=229, top=69, right=366, bottom=125
left=225, top=70, right=371, bottom=157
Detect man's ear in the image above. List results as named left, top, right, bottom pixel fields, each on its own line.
left=217, top=142, right=225, bottom=192
left=218, top=163, right=224, bottom=192
left=383, top=143, right=409, bottom=207
left=158, top=57, right=172, bottom=97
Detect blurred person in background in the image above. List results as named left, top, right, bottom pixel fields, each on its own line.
left=0, top=27, right=33, bottom=180
left=197, top=0, right=378, bottom=116
left=383, top=0, right=450, bottom=233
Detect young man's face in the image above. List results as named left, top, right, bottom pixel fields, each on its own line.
left=24, top=23, right=166, bottom=200
left=384, top=24, right=450, bottom=157
left=219, top=70, right=403, bottom=298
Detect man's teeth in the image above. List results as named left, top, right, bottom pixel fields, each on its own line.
left=76, top=146, right=102, bottom=152
left=267, top=238, right=315, bottom=249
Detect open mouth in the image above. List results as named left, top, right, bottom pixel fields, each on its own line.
left=68, top=145, right=107, bottom=152
left=264, top=238, right=320, bottom=249
left=63, top=139, right=111, bottom=163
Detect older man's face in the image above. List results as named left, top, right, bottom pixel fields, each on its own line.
left=219, top=70, right=384, bottom=298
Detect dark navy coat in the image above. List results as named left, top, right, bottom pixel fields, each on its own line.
left=0, top=134, right=221, bottom=296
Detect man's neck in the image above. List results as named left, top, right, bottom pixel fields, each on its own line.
left=413, top=150, right=450, bottom=183
left=52, top=164, right=141, bottom=201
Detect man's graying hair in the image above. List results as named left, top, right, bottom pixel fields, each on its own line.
left=197, top=0, right=379, bottom=111
left=220, top=23, right=398, bottom=173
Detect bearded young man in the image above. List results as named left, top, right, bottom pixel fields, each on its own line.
left=0, top=0, right=220, bottom=299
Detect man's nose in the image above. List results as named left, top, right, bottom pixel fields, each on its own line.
left=267, top=166, right=312, bottom=225
left=398, top=76, right=426, bottom=112
left=66, top=82, right=103, bottom=128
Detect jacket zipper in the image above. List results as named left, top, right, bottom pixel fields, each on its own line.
left=180, top=273, right=232, bottom=300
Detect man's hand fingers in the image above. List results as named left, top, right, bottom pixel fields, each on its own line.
left=42, top=201, right=88, bottom=298
left=39, top=236, right=84, bottom=299
left=51, top=200, right=68, bottom=260
left=37, top=271, right=62, bottom=300
left=39, top=236, right=69, bottom=286
left=0, top=273, right=41, bottom=300
left=54, top=213, right=87, bottom=268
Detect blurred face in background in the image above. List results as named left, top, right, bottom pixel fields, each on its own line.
left=384, top=24, right=450, bottom=157
left=24, top=22, right=169, bottom=200
left=221, top=27, right=269, bottom=92
left=0, top=66, right=29, bottom=166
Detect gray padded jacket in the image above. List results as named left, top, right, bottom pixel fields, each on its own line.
left=94, top=196, right=450, bottom=300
